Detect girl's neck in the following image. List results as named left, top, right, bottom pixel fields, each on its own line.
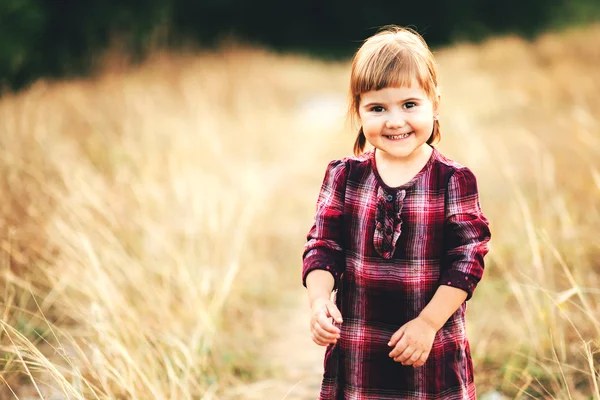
left=375, top=144, right=433, bottom=169
left=374, top=144, right=434, bottom=188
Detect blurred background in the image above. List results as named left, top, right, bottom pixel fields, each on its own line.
left=1, top=1, right=599, bottom=399
left=3, top=0, right=600, bottom=90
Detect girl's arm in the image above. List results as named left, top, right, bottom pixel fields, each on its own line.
left=419, top=167, right=490, bottom=326
left=306, top=269, right=336, bottom=307
left=306, top=269, right=343, bottom=346
left=418, top=286, right=467, bottom=330
left=303, top=160, right=347, bottom=346
left=302, top=159, right=347, bottom=290
left=388, top=167, right=491, bottom=366
left=439, top=167, right=491, bottom=301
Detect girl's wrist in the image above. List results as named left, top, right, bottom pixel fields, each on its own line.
left=310, top=296, right=330, bottom=310
left=417, top=311, right=443, bottom=332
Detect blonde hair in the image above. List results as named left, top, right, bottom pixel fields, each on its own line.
left=349, top=26, right=441, bottom=155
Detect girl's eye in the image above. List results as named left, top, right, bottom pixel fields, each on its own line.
left=403, top=102, right=417, bottom=109
left=370, top=106, right=385, bottom=112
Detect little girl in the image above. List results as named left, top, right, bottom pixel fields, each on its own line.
left=302, top=26, right=491, bottom=399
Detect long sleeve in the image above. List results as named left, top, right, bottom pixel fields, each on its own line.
left=441, top=167, right=491, bottom=300
left=302, top=159, right=347, bottom=289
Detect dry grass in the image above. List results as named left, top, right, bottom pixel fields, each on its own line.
left=1, top=25, right=599, bottom=399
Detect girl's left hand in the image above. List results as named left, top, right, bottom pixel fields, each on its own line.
left=388, top=316, right=437, bottom=367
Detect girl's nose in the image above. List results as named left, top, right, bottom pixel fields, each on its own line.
left=385, top=117, right=405, bottom=129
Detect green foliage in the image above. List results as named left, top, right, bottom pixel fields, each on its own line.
left=0, top=0, right=45, bottom=88
left=1, top=0, right=599, bottom=91
left=550, top=0, right=600, bottom=28
left=0, top=0, right=170, bottom=90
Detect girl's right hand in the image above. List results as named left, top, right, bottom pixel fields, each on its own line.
left=310, top=298, right=343, bottom=346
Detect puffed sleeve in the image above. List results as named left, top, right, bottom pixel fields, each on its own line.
left=302, top=159, right=347, bottom=289
left=441, top=167, right=491, bottom=300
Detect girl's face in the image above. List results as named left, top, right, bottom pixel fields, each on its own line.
left=358, top=83, right=437, bottom=163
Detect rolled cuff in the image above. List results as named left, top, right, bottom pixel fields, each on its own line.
left=439, top=268, right=480, bottom=301
left=302, top=250, right=343, bottom=289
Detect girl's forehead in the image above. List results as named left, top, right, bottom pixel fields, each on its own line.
left=360, top=85, right=429, bottom=99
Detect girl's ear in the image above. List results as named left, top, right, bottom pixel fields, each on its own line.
left=433, top=90, right=441, bottom=116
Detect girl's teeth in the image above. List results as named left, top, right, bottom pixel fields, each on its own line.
left=388, top=133, right=410, bottom=139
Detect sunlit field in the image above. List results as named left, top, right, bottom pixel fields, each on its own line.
left=1, top=25, right=599, bottom=399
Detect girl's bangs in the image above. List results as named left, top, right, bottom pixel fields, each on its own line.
left=353, top=46, right=434, bottom=96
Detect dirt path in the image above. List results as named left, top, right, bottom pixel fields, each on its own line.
left=228, top=289, right=324, bottom=400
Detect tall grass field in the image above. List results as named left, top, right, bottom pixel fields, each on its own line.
left=1, top=25, right=599, bottom=399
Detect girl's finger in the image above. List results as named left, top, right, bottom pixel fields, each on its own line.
left=404, top=350, right=422, bottom=366
left=414, top=351, right=430, bottom=367
left=314, top=335, right=335, bottom=347
left=413, top=358, right=426, bottom=367
left=325, top=303, right=343, bottom=324
left=311, top=333, right=320, bottom=345
left=317, top=313, right=341, bottom=335
left=389, top=337, right=407, bottom=358
left=313, top=327, right=339, bottom=343
left=311, top=331, right=330, bottom=346
left=388, top=326, right=405, bottom=347
left=313, top=321, right=340, bottom=341
left=394, top=346, right=415, bottom=364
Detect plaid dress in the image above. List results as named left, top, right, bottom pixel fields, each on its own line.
left=302, top=147, right=491, bottom=400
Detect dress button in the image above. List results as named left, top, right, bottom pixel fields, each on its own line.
left=385, top=227, right=393, bottom=235
left=386, top=195, right=393, bottom=201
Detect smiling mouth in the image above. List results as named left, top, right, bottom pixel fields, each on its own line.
left=385, top=132, right=412, bottom=140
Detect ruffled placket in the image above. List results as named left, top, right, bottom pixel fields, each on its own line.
left=374, top=186, right=406, bottom=259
